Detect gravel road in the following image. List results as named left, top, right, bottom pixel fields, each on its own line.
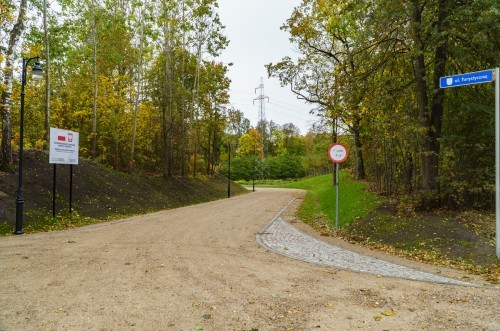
left=0, top=188, right=498, bottom=330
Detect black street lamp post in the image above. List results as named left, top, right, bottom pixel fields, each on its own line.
left=14, top=57, right=44, bottom=235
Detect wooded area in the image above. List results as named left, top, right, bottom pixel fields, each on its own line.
left=268, top=0, right=499, bottom=209
left=1, top=0, right=498, bottom=210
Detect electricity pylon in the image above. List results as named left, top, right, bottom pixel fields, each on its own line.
left=253, top=77, right=269, bottom=180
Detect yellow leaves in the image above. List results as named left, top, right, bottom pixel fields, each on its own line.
left=287, top=308, right=301, bottom=315
left=237, top=129, right=263, bottom=157
left=21, top=43, right=44, bottom=58
left=0, top=2, right=14, bottom=24
left=374, top=310, right=396, bottom=321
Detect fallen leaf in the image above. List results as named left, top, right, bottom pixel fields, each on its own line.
left=381, top=310, right=396, bottom=316
left=374, top=315, right=382, bottom=321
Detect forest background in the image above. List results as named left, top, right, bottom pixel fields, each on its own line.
left=1, top=0, right=499, bottom=210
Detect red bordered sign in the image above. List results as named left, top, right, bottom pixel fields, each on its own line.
left=328, top=143, right=348, bottom=163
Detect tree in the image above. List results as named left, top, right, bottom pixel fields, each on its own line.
left=270, top=0, right=498, bottom=208
left=237, top=129, right=263, bottom=157
left=42, top=0, right=51, bottom=147
left=1, top=0, right=28, bottom=171
left=267, top=0, right=398, bottom=179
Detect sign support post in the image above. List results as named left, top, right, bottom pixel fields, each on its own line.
left=52, top=165, right=56, bottom=217
left=495, top=67, right=499, bottom=258
left=441, top=68, right=499, bottom=258
left=335, top=163, right=340, bottom=231
left=328, top=143, right=349, bottom=232
left=49, top=128, right=79, bottom=217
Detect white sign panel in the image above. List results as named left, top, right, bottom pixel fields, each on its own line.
left=49, top=127, right=79, bottom=165
left=328, top=143, right=348, bottom=163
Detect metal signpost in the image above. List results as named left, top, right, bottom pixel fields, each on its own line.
left=49, top=127, right=79, bottom=216
left=328, top=143, right=348, bottom=231
left=440, top=68, right=499, bottom=258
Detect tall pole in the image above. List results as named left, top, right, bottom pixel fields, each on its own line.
left=14, top=57, right=43, bottom=235
left=495, top=67, right=499, bottom=259
left=69, top=164, right=74, bottom=214
left=52, top=164, right=56, bottom=217
left=253, top=78, right=269, bottom=180
left=335, top=163, right=339, bottom=232
left=14, top=58, right=28, bottom=235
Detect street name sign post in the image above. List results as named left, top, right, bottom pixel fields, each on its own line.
left=328, top=143, right=349, bottom=231
left=440, top=68, right=499, bottom=259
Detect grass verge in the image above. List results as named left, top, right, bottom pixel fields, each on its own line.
left=282, top=172, right=379, bottom=229
left=282, top=173, right=499, bottom=283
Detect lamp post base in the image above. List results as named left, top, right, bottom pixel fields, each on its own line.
left=15, top=194, right=24, bottom=235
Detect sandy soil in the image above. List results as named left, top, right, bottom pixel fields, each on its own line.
left=0, top=188, right=498, bottom=331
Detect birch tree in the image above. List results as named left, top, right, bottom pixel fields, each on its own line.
left=1, top=0, right=28, bottom=171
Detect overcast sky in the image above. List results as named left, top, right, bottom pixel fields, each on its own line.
left=217, top=0, right=317, bottom=134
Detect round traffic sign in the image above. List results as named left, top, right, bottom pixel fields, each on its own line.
left=328, top=143, right=348, bottom=163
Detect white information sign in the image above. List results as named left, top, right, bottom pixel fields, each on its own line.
left=49, top=127, right=79, bottom=165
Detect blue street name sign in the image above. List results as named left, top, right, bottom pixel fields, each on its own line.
left=440, top=69, right=494, bottom=88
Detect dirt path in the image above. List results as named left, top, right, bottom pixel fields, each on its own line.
left=0, top=189, right=498, bottom=330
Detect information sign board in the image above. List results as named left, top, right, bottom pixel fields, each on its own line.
left=49, top=127, right=79, bottom=165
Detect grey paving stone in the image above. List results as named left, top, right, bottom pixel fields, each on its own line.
left=256, top=214, right=474, bottom=287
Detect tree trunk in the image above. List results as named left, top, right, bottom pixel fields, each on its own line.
left=1, top=0, right=28, bottom=171
left=168, top=96, right=174, bottom=177
left=180, top=0, right=187, bottom=176
left=161, top=105, right=168, bottom=177
left=206, top=130, right=212, bottom=175
left=412, top=0, right=432, bottom=189
left=352, top=117, right=366, bottom=180
left=43, top=0, right=51, bottom=148
left=191, top=43, right=202, bottom=177
left=91, top=0, right=98, bottom=160
left=332, top=115, right=338, bottom=186
left=412, top=0, right=449, bottom=192
left=130, top=0, right=147, bottom=173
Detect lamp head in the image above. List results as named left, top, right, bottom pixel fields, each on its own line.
left=31, top=60, right=44, bottom=81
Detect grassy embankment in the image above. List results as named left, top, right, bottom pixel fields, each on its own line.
left=282, top=172, right=379, bottom=230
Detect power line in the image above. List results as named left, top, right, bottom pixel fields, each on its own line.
left=268, top=101, right=316, bottom=117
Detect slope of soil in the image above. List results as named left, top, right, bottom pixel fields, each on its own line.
left=340, top=202, right=499, bottom=283
left=0, top=149, right=247, bottom=231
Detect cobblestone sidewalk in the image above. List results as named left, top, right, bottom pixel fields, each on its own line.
left=256, top=200, right=474, bottom=287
